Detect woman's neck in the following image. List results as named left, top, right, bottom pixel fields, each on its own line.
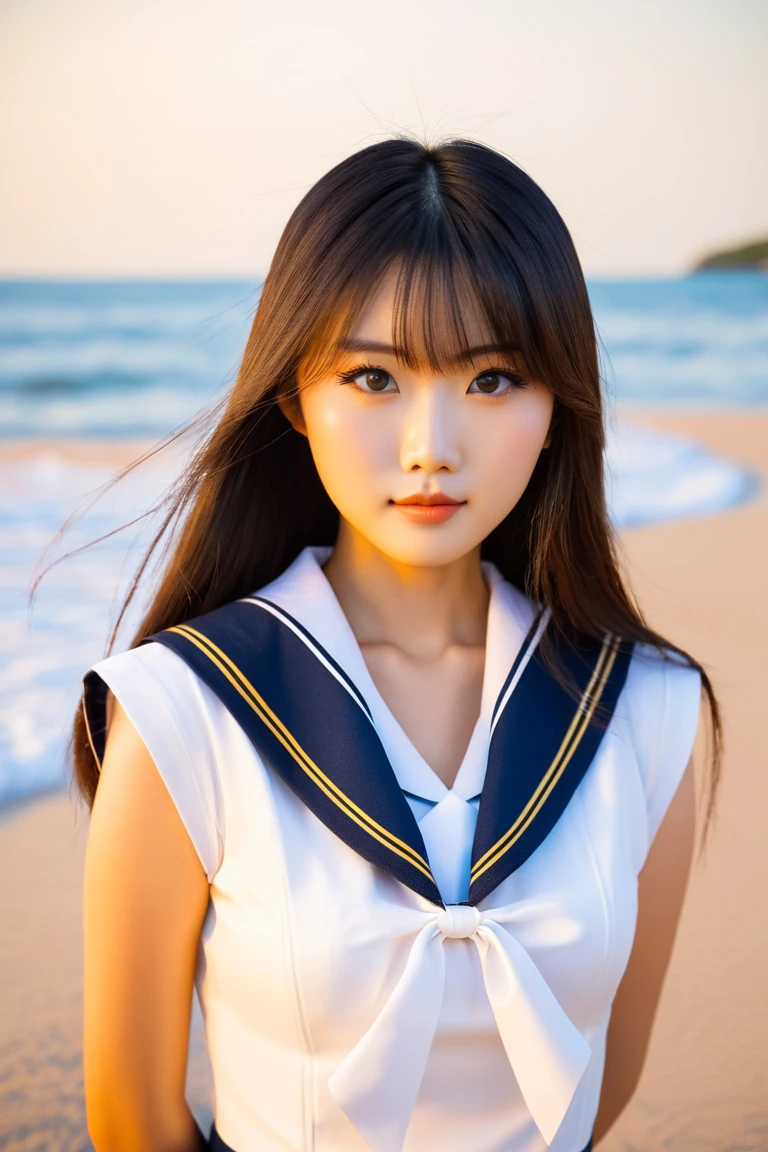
left=322, top=522, right=490, bottom=660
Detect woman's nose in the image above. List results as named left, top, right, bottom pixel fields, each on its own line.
left=399, top=388, right=462, bottom=474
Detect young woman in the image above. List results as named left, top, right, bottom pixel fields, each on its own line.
left=77, top=138, right=720, bottom=1152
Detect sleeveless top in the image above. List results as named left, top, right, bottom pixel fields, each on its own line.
left=83, top=546, right=701, bottom=1152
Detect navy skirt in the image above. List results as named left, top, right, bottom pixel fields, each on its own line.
left=206, top=1122, right=593, bottom=1151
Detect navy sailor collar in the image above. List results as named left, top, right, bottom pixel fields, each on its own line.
left=83, top=547, right=633, bottom=908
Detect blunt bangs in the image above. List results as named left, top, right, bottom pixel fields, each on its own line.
left=289, top=139, right=595, bottom=402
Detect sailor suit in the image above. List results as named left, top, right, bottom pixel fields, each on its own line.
left=82, top=546, right=701, bottom=1152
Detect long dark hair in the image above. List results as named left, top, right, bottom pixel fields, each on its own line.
left=67, top=137, right=722, bottom=833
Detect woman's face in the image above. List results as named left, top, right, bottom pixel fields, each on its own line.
left=283, top=271, right=555, bottom=569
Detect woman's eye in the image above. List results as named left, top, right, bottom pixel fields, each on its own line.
left=468, top=370, right=524, bottom=395
left=350, top=369, right=397, bottom=393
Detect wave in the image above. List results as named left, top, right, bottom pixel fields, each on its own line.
left=1, top=277, right=767, bottom=436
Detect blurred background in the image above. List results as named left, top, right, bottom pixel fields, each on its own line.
left=1, top=0, right=766, bottom=1148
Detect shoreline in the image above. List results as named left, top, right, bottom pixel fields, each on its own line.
left=1, top=409, right=767, bottom=1149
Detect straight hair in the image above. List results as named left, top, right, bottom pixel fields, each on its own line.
left=64, top=137, right=722, bottom=838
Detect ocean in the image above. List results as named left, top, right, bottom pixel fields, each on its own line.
left=0, top=274, right=766, bottom=806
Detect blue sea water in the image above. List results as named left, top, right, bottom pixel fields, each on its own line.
left=0, top=275, right=765, bottom=807
left=1, top=275, right=767, bottom=437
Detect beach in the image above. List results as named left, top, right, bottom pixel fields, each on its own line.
left=0, top=410, right=766, bottom=1150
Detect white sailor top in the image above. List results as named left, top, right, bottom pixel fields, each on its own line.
left=82, top=546, right=702, bottom=1152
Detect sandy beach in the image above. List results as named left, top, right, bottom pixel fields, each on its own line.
left=1, top=410, right=766, bottom=1151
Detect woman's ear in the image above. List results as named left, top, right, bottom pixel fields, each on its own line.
left=277, top=391, right=308, bottom=437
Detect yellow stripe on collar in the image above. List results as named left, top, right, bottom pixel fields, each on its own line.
left=170, top=624, right=435, bottom=882
left=470, top=634, right=619, bottom=885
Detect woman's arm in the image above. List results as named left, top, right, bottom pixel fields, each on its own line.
left=592, top=755, right=696, bottom=1145
left=83, top=696, right=211, bottom=1151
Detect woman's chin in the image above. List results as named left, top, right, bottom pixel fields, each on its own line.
left=353, top=528, right=485, bottom=571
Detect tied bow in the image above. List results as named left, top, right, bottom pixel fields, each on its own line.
left=329, top=903, right=591, bottom=1151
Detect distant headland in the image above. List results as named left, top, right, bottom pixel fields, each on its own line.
left=693, top=236, right=768, bottom=271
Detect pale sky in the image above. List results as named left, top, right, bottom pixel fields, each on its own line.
left=1, top=0, right=766, bottom=276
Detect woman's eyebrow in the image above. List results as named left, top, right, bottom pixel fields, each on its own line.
left=336, top=338, right=521, bottom=362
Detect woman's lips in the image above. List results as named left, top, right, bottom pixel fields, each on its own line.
left=390, top=495, right=466, bottom=524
